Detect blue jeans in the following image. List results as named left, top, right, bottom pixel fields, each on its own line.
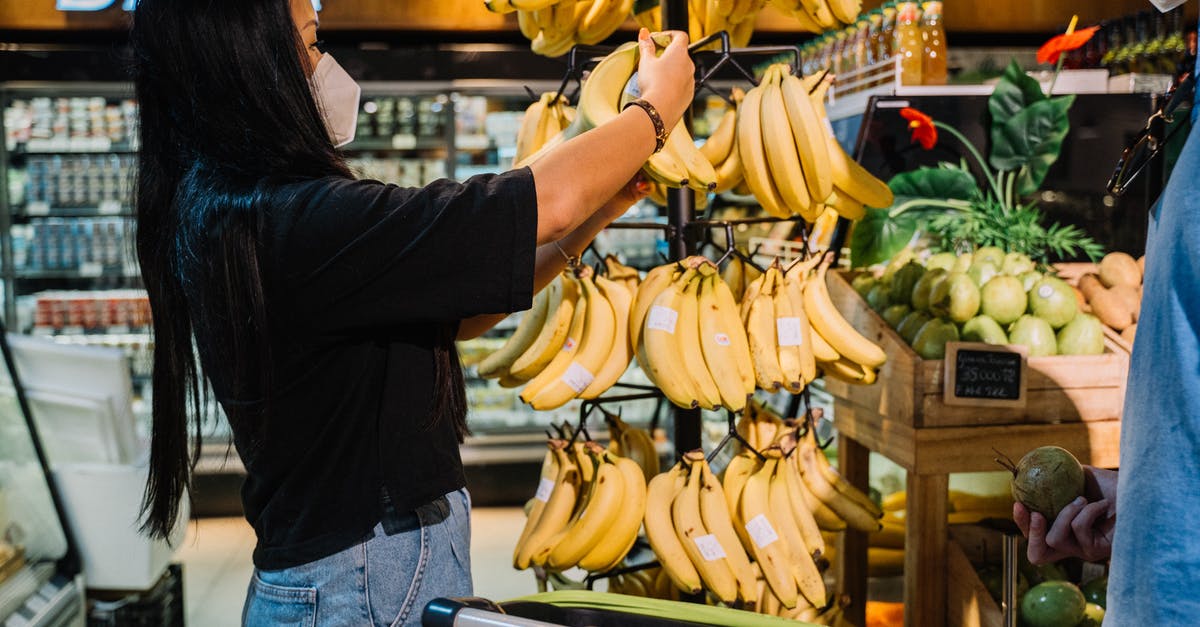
left=242, top=488, right=473, bottom=626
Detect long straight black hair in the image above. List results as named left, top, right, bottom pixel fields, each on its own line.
left=130, top=0, right=355, bottom=539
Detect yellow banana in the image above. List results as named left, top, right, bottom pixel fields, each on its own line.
left=698, top=460, right=759, bottom=607
left=673, top=458, right=739, bottom=604
left=509, top=273, right=578, bottom=379
left=520, top=273, right=590, bottom=403
left=676, top=271, right=723, bottom=410
left=579, top=454, right=649, bottom=572
left=780, top=268, right=818, bottom=386
left=803, top=256, right=887, bottom=369
left=645, top=465, right=704, bottom=594
left=771, top=265, right=805, bottom=394
left=746, top=267, right=785, bottom=391
left=515, top=443, right=581, bottom=569
left=820, top=357, right=878, bottom=385
left=485, top=0, right=517, bottom=13
left=824, top=186, right=867, bottom=221
left=779, top=449, right=827, bottom=556
left=827, top=0, right=862, bottom=26
left=721, top=256, right=745, bottom=305
left=529, top=268, right=616, bottom=409
left=477, top=285, right=551, bottom=379
left=737, top=76, right=791, bottom=218
left=514, top=444, right=560, bottom=568
left=580, top=276, right=633, bottom=399
left=804, top=428, right=884, bottom=517
left=621, top=423, right=660, bottom=482
left=779, top=67, right=834, bottom=210
left=577, top=0, right=627, bottom=44
left=740, top=271, right=764, bottom=323
left=517, top=9, right=541, bottom=40
left=729, top=14, right=756, bottom=47
left=511, top=0, right=559, bottom=9
left=579, top=42, right=639, bottom=129
left=794, top=430, right=882, bottom=532
left=759, top=65, right=811, bottom=217
left=514, top=93, right=550, bottom=167
left=697, top=268, right=754, bottom=411
left=721, top=452, right=760, bottom=554
left=641, top=267, right=703, bottom=408
left=788, top=453, right=846, bottom=531
left=547, top=448, right=627, bottom=570
left=630, top=263, right=678, bottom=356
left=667, top=118, right=718, bottom=192
left=808, top=75, right=895, bottom=209
left=699, top=107, right=738, bottom=166
left=765, top=452, right=826, bottom=606
left=740, top=457, right=800, bottom=608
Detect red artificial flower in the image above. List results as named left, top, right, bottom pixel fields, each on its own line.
left=1037, top=25, right=1099, bottom=65
left=900, top=107, right=937, bottom=150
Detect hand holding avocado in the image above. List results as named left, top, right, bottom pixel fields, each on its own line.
left=1013, top=466, right=1117, bottom=565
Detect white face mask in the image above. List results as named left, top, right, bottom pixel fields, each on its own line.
left=1150, top=0, right=1187, bottom=12
left=310, top=53, right=361, bottom=148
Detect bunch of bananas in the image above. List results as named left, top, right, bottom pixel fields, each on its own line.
left=606, top=566, right=680, bottom=599
left=644, top=451, right=761, bottom=606
left=486, top=0, right=636, bottom=57
left=719, top=254, right=762, bottom=303
left=632, top=256, right=755, bottom=411
left=605, top=411, right=660, bottom=482
left=739, top=64, right=893, bottom=222
left=514, top=93, right=576, bottom=167
left=698, top=89, right=747, bottom=194
left=476, top=264, right=636, bottom=409
left=769, top=0, right=862, bottom=33
left=741, top=252, right=886, bottom=388
left=514, top=439, right=649, bottom=572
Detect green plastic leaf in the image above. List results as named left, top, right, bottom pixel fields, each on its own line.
left=850, top=208, right=920, bottom=268
left=988, top=59, right=1046, bottom=131
left=989, top=95, right=1074, bottom=194
left=887, top=166, right=977, bottom=200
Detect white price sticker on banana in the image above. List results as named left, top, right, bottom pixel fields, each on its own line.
left=693, top=534, right=727, bottom=562
left=561, top=363, right=595, bottom=394
left=534, top=478, right=555, bottom=503
left=745, top=514, right=781, bottom=549
left=646, top=306, right=679, bottom=334
left=714, top=333, right=732, bottom=346
left=776, top=317, right=804, bottom=347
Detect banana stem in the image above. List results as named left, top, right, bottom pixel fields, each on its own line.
left=934, top=121, right=1004, bottom=203
left=887, top=198, right=969, bottom=219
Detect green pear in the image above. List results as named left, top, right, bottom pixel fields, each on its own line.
left=974, top=246, right=1006, bottom=268
left=980, top=275, right=1029, bottom=326
left=1029, top=276, right=1079, bottom=329
left=911, top=268, right=948, bottom=312
left=925, top=252, right=957, bottom=273
left=1009, top=315, right=1058, bottom=356
left=912, top=318, right=961, bottom=359
left=930, top=272, right=981, bottom=323
left=897, top=310, right=934, bottom=345
left=1056, top=313, right=1105, bottom=355
left=962, top=315, right=1009, bottom=345
left=882, top=304, right=912, bottom=328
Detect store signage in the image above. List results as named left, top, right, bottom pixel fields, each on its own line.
left=943, top=342, right=1027, bottom=408
left=57, top=0, right=320, bottom=10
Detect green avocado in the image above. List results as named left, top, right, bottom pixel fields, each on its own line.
left=882, top=304, right=913, bottom=328
left=912, top=318, right=960, bottom=360
left=911, top=268, right=949, bottom=312
left=852, top=274, right=877, bottom=298
left=867, top=283, right=892, bottom=313
left=897, top=310, right=934, bottom=345
left=889, top=262, right=926, bottom=306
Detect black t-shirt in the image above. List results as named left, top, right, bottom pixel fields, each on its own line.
left=219, top=168, right=536, bottom=570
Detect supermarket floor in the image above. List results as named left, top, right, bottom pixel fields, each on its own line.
left=177, top=507, right=537, bottom=626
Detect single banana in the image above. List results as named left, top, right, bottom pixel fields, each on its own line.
left=514, top=93, right=550, bottom=167
left=804, top=428, right=884, bottom=517
left=514, top=443, right=560, bottom=568
left=779, top=448, right=827, bottom=557
left=746, top=268, right=785, bottom=391
left=529, top=268, right=616, bottom=410
left=485, top=0, right=517, bottom=13
left=579, top=42, right=639, bottom=129
left=515, top=443, right=581, bottom=569
left=794, top=431, right=882, bottom=532
left=477, top=286, right=551, bottom=379
left=740, top=457, right=800, bottom=608
left=620, top=422, right=660, bottom=481
left=675, top=271, right=724, bottom=410
left=712, top=137, right=746, bottom=194
left=780, top=267, right=818, bottom=386
left=546, top=446, right=627, bottom=570
left=779, top=67, right=834, bottom=210
left=644, top=465, right=704, bottom=594
left=667, top=118, right=718, bottom=192
left=519, top=274, right=590, bottom=402
left=579, top=454, right=649, bottom=572
left=642, top=267, right=703, bottom=408
left=827, top=0, right=862, bottom=26
left=630, top=263, right=678, bottom=356
left=824, top=186, right=867, bottom=221
left=808, top=75, right=894, bottom=209
left=697, top=269, right=753, bottom=411
left=787, top=449, right=846, bottom=531
left=771, top=263, right=805, bottom=394
left=721, top=256, right=745, bottom=305
left=699, top=107, right=738, bottom=166
left=721, top=452, right=760, bottom=554
left=764, top=453, right=826, bottom=607
left=673, top=457, right=739, bottom=604
left=697, top=460, right=759, bottom=607
left=820, top=357, right=878, bottom=385
left=740, top=271, right=765, bottom=323
left=759, top=65, right=812, bottom=217
left=579, top=276, right=633, bottom=399
left=803, top=256, right=887, bottom=369
left=737, top=76, right=791, bottom=218
left=729, top=14, right=756, bottom=47
left=509, top=273, right=578, bottom=379
left=576, top=0, right=620, bottom=44
left=517, top=9, right=541, bottom=40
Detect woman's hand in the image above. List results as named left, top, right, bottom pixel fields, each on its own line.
left=599, top=173, right=652, bottom=220
left=636, top=29, right=695, bottom=130
left=1014, top=466, right=1117, bottom=564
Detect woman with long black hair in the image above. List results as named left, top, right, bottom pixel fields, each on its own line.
left=130, top=0, right=693, bottom=624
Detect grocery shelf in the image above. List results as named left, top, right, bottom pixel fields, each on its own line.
left=14, top=203, right=132, bottom=218
left=14, top=268, right=140, bottom=280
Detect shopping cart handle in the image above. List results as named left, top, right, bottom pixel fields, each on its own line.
left=422, top=598, right=563, bottom=627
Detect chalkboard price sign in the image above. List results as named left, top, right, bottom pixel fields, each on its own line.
left=943, top=342, right=1028, bottom=408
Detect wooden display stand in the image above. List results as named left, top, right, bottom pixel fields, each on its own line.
left=822, top=270, right=1126, bottom=627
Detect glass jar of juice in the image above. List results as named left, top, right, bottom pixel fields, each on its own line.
left=921, top=1, right=947, bottom=84
left=895, top=1, right=923, bottom=85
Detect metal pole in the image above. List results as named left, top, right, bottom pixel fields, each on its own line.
left=661, top=0, right=702, bottom=458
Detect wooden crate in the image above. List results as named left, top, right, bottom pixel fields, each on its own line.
left=822, top=270, right=1130, bottom=428
left=946, top=526, right=1005, bottom=627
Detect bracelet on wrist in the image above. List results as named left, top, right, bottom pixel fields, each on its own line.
left=623, top=98, right=669, bottom=154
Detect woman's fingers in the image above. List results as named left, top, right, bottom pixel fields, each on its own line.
left=1072, top=499, right=1114, bottom=562
left=1027, top=511, right=1068, bottom=564
left=1013, top=502, right=1032, bottom=537
left=1044, top=497, right=1086, bottom=551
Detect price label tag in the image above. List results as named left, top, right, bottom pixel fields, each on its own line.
left=561, top=363, right=595, bottom=394
left=693, top=534, right=727, bottom=561
left=534, top=478, right=555, bottom=503
left=391, top=134, right=418, bottom=150
left=943, top=342, right=1028, bottom=409
left=745, top=514, right=780, bottom=549
left=26, top=202, right=50, bottom=216
left=646, top=306, right=679, bottom=334
left=714, top=333, right=731, bottom=346
left=98, top=200, right=122, bottom=215
left=776, top=317, right=804, bottom=347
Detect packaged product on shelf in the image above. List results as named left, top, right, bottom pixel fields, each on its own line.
left=894, top=1, right=924, bottom=85
left=920, top=1, right=947, bottom=85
